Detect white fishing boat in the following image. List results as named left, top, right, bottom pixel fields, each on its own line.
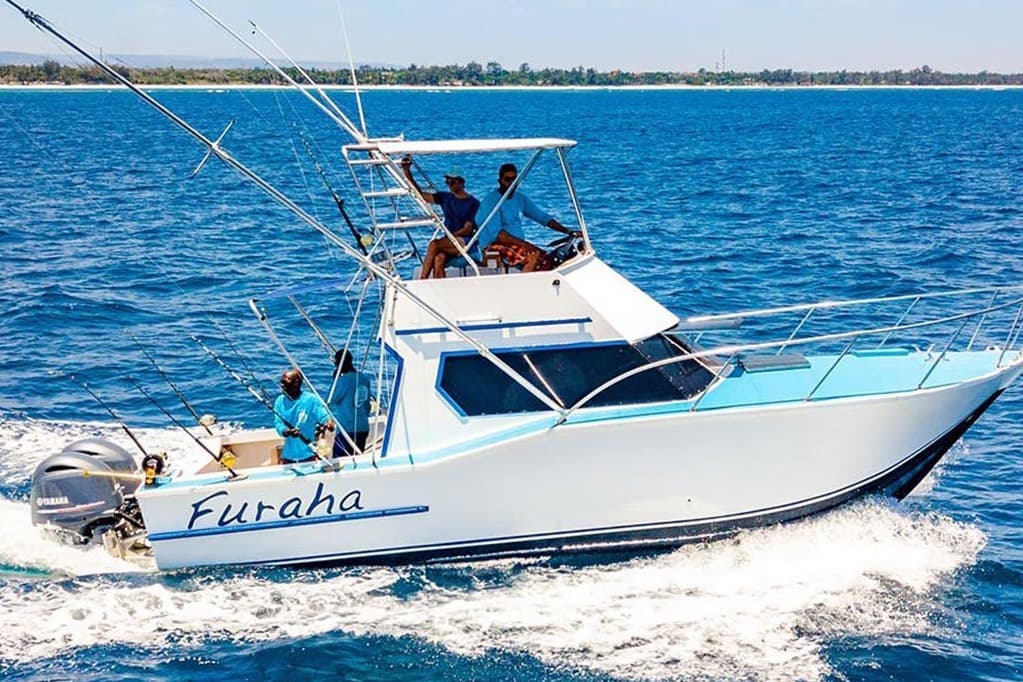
left=13, top=2, right=1023, bottom=570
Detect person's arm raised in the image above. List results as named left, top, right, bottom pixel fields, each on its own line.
left=400, top=156, right=436, bottom=203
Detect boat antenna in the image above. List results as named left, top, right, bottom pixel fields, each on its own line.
left=126, top=376, right=243, bottom=480
left=55, top=370, right=148, bottom=458
left=127, top=330, right=214, bottom=436
left=191, top=336, right=337, bottom=468
left=336, top=0, right=368, bottom=137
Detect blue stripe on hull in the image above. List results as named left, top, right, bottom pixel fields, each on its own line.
left=149, top=505, right=430, bottom=542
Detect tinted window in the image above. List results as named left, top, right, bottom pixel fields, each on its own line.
left=439, top=336, right=713, bottom=416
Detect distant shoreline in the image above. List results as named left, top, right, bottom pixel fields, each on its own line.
left=3, top=83, right=1023, bottom=92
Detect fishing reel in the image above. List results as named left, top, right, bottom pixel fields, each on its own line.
left=218, top=447, right=237, bottom=472
left=141, top=452, right=167, bottom=486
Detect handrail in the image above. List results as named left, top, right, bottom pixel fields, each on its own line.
left=967, top=290, right=999, bottom=351
left=805, top=335, right=858, bottom=401
left=998, top=301, right=1023, bottom=368
left=917, top=318, right=970, bottom=389
left=878, top=296, right=921, bottom=348
left=777, top=307, right=814, bottom=355
left=553, top=292, right=1023, bottom=426
left=684, top=284, right=1023, bottom=325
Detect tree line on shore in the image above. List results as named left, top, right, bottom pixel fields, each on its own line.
left=3, top=60, right=1022, bottom=87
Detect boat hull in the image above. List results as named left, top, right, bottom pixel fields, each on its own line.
left=137, top=364, right=1018, bottom=569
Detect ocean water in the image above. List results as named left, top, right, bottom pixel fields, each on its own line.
left=1, top=87, right=1023, bottom=681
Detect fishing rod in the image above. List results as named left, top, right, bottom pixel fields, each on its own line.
left=296, top=131, right=369, bottom=256
left=288, top=295, right=337, bottom=357
left=189, top=0, right=365, bottom=142
left=127, top=330, right=214, bottom=436
left=335, top=0, right=368, bottom=137
left=126, top=376, right=243, bottom=479
left=191, top=336, right=335, bottom=467
left=197, top=0, right=438, bottom=269
left=57, top=371, right=148, bottom=458
left=248, top=18, right=362, bottom=140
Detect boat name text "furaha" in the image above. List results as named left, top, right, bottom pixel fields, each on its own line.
left=186, top=482, right=364, bottom=530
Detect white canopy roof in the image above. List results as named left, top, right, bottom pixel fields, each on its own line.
left=373, top=138, right=577, bottom=156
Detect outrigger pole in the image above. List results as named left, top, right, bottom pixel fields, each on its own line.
left=193, top=0, right=473, bottom=271
left=6, top=0, right=567, bottom=417
left=247, top=18, right=364, bottom=139
left=188, top=0, right=364, bottom=142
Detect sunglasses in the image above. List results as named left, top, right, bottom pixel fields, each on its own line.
left=500, top=175, right=517, bottom=183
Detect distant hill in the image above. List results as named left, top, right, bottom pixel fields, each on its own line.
left=0, top=51, right=396, bottom=69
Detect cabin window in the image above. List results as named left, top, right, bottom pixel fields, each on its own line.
left=438, top=336, right=714, bottom=417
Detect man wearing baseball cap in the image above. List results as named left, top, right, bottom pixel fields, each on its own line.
left=401, top=158, right=481, bottom=279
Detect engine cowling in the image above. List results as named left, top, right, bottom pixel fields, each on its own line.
left=30, top=451, right=126, bottom=542
left=60, top=437, right=140, bottom=494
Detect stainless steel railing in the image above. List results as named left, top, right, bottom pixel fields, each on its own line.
left=554, top=287, right=1023, bottom=425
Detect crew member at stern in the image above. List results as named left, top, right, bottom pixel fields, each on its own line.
left=330, top=349, right=373, bottom=458
left=274, top=369, right=333, bottom=464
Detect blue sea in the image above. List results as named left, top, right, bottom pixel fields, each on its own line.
left=1, top=87, right=1023, bottom=681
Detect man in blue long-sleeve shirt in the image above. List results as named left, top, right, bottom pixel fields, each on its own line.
left=475, top=163, right=579, bottom=272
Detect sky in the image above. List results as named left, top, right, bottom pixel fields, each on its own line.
left=2, top=0, right=1021, bottom=73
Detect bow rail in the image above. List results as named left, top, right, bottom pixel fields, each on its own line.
left=554, top=286, right=1023, bottom=425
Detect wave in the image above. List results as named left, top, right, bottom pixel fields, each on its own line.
left=0, top=497, right=985, bottom=681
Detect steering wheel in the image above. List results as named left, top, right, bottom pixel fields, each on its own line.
left=547, top=232, right=581, bottom=249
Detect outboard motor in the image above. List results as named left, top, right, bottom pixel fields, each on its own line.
left=30, top=438, right=147, bottom=547
left=30, top=451, right=126, bottom=543
left=60, top=437, right=141, bottom=494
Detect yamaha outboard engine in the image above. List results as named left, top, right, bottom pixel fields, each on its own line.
left=30, top=438, right=145, bottom=544
left=60, top=438, right=141, bottom=494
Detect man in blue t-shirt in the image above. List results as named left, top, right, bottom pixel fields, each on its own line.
left=402, top=157, right=480, bottom=279
left=329, top=350, right=373, bottom=458
left=274, top=369, right=333, bottom=464
left=475, top=163, right=580, bottom=272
